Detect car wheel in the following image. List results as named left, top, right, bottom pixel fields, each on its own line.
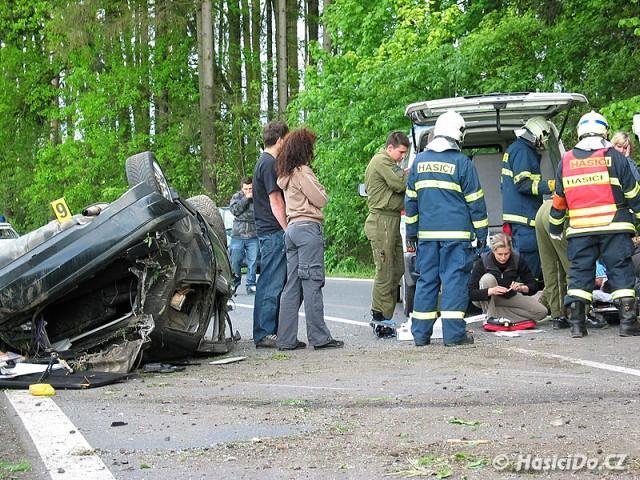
left=186, top=195, right=227, bottom=248
left=125, top=151, right=173, bottom=201
left=402, top=276, right=415, bottom=317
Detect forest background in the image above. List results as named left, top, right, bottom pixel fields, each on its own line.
left=1, top=0, right=640, bottom=271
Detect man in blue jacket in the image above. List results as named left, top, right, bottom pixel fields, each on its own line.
left=405, top=111, right=488, bottom=346
left=501, top=117, right=556, bottom=282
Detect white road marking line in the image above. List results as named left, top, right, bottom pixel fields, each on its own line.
left=510, top=347, right=640, bottom=377
left=5, top=391, right=115, bottom=480
left=249, top=383, right=358, bottom=391
left=234, top=304, right=485, bottom=327
left=233, top=303, right=370, bottom=327
left=326, top=276, right=373, bottom=283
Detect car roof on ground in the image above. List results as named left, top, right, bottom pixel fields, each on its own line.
left=405, top=92, right=588, bottom=128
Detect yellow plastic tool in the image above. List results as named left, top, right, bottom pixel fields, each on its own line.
left=28, top=383, right=56, bottom=396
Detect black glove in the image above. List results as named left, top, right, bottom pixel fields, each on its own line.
left=406, top=238, right=417, bottom=251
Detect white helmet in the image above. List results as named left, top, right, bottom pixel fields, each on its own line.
left=433, top=110, right=466, bottom=142
left=524, top=116, right=552, bottom=145
left=577, top=111, right=609, bottom=139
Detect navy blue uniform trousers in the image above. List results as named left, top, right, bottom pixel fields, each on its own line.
left=566, top=233, right=635, bottom=305
left=511, top=224, right=542, bottom=281
left=411, top=240, right=475, bottom=344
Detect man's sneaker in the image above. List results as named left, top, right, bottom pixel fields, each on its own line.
left=586, top=313, right=608, bottom=329
left=552, top=316, right=570, bottom=329
left=246, top=286, right=256, bottom=294
left=314, top=339, right=344, bottom=350
left=277, top=340, right=307, bottom=351
left=370, top=318, right=396, bottom=338
left=255, top=334, right=277, bottom=348
left=444, top=333, right=474, bottom=347
left=486, top=317, right=512, bottom=327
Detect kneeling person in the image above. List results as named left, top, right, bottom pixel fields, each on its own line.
left=469, top=233, right=548, bottom=328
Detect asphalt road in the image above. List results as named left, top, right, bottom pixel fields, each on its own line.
left=3, top=277, right=640, bottom=479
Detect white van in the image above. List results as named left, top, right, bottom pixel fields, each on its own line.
left=400, top=92, right=589, bottom=316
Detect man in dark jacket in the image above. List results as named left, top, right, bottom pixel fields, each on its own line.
left=229, top=177, right=259, bottom=294
left=469, top=233, right=547, bottom=324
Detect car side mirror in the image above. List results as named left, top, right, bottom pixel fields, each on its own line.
left=358, top=183, right=368, bottom=197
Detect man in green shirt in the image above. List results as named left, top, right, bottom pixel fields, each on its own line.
left=364, top=131, right=410, bottom=337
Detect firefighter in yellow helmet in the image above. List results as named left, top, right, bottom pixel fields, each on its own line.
left=501, top=116, right=556, bottom=283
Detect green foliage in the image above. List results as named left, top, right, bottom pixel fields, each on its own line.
left=295, top=0, right=640, bottom=268
left=0, top=459, right=32, bottom=478
left=2, top=0, right=640, bottom=270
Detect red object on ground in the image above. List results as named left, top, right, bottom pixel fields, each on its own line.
left=483, top=319, right=537, bottom=332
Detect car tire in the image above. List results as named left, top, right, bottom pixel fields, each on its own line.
left=125, top=151, right=173, bottom=200
left=402, top=276, right=415, bottom=317
left=186, top=195, right=227, bottom=248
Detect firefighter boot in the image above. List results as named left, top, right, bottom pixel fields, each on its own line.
left=568, top=301, right=587, bottom=338
left=618, top=297, right=640, bottom=337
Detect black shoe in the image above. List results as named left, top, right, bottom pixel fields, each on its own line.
left=586, top=314, right=608, bottom=329
left=370, top=322, right=396, bottom=338
left=568, top=301, right=588, bottom=338
left=414, top=340, right=430, bottom=347
left=277, top=340, right=307, bottom=351
left=255, top=334, right=277, bottom=348
left=444, top=334, right=474, bottom=347
left=617, top=297, right=640, bottom=336
left=314, top=339, right=344, bottom=350
left=552, top=317, right=570, bottom=329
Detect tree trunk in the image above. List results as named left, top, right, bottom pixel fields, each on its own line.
left=229, top=0, right=244, bottom=173
left=50, top=74, right=60, bottom=144
left=244, top=0, right=260, bottom=166
left=286, top=0, right=299, bottom=99
left=134, top=2, right=150, bottom=139
left=154, top=0, right=169, bottom=135
left=199, top=0, right=217, bottom=194
left=322, top=0, right=332, bottom=52
left=266, top=0, right=275, bottom=120
left=307, top=0, right=319, bottom=66
left=276, top=0, right=288, bottom=116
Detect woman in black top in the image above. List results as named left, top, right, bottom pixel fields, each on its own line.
left=469, top=233, right=548, bottom=324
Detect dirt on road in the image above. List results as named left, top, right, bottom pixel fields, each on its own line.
left=70, top=322, right=640, bottom=480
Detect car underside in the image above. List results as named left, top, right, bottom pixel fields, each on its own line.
left=0, top=152, right=236, bottom=373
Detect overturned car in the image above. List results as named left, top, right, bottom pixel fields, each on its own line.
left=0, top=152, right=235, bottom=373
